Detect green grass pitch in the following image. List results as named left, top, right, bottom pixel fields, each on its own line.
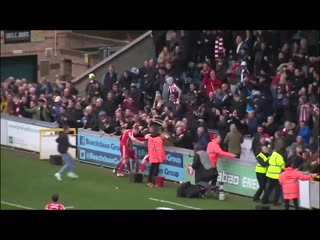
left=1, top=146, right=258, bottom=210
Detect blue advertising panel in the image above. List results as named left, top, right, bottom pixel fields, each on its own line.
left=78, top=134, right=121, bottom=167
left=133, top=145, right=183, bottom=182
left=78, top=133, right=184, bottom=182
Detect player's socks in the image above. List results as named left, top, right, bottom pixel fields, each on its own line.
left=126, top=162, right=131, bottom=172
left=134, top=161, right=139, bottom=173
left=140, top=164, right=146, bottom=173
left=118, top=163, right=125, bottom=174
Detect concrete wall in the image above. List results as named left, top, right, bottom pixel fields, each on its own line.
left=72, top=31, right=156, bottom=96
left=0, top=30, right=127, bottom=82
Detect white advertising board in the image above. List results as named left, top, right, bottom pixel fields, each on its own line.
left=7, top=120, right=43, bottom=152
left=1, top=118, right=8, bottom=145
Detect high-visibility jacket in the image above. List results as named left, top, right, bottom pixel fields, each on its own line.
left=148, top=135, right=166, bottom=164
left=266, top=151, right=285, bottom=179
left=206, top=139, right=235, bottom=168
left=255, top=152, right=269, bottom=174
left=279, top=167, right=311, bottom=199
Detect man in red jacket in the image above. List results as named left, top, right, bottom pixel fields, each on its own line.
left=201, top=70, right=222, bottom=97
left=279, top=160, right=315, bottom=210
left=206, top=134, right=236, bottom=186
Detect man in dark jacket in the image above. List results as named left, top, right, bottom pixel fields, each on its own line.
left=192, top=144, right=217, bottom=185
left=54, top=125, right=78, bottom=181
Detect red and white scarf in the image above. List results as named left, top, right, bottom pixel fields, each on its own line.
left=299, top=104, right=311, bottom=122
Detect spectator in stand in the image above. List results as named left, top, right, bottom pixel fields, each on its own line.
left=200, top=70, right=222, bottom=98
left=24, top=99, right=51, bottom=121
left=104, top=92, right=117, bottom=117
left=153, top=91, right=164, bottom=113
left=196, top=126, right=210, bottom=149
left=129, top=83, right=142, bottom=106
left=289, top=146, right=304, bottom=169
left=83, top=106, right=99, bottom=131
left=297, top=121, right=311, bottom=144
left=162, top=77, right=182, bottom=102
left=122, top=97, right=139, bottom=115
left=101, top=65, right=118, bottom=93
left=246, top=111, right=259, bottom=137
left=251, top=126, right=265, bottom=156
left=158, top=46, right=171, bottom=67
left=119, top=70, right=133, bottom=91
left=224, top=124, right=244, bottom=158
left=85, top=73, right=102, bottom=100
left=36, top=77, right=53, bottom=98
left=262, top=116, right=277, bottom=137
left=298, top=150, right=318, bottom=173
left=215, top=56, right=227, bottom=83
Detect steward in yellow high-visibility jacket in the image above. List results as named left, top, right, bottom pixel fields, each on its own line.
left=261, top=148, right=285, bottom=205
left=253, top=145, right=269, bottom=201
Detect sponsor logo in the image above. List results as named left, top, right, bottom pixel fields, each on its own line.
left=80, top=149, right=86, bottom=159
left=217, top=170, right=240, bottom=186
left=80, top=136, right=86, bottom=146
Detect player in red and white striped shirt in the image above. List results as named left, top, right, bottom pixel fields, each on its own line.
left=45, top=194, right=65, bottom=210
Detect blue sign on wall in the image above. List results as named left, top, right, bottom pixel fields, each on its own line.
left=78, top=133, right=184, bottom=182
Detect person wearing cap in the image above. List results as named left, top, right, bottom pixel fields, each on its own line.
left=85, top=73, right=102, bottom=99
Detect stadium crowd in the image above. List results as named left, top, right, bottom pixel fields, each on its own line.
left=1, top=30, right=319, bottom=175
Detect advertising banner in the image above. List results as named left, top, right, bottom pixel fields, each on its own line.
left=1, top=118, right=8, bottom=145
left=7, top=120, right=44, bottom=152
left=78, top=133, right=184, bottom=182
left=78, top=133, right=121, bottom=167
left=217, top=158, right=258, bottom=197
left=133, top=145, right=184, bottom=182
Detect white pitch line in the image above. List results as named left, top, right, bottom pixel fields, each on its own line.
left=1, top=201, right=33, bottom=210
left=1, top=201, right=74, bottom=210
left=149, top=198, right=202, bottom=210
